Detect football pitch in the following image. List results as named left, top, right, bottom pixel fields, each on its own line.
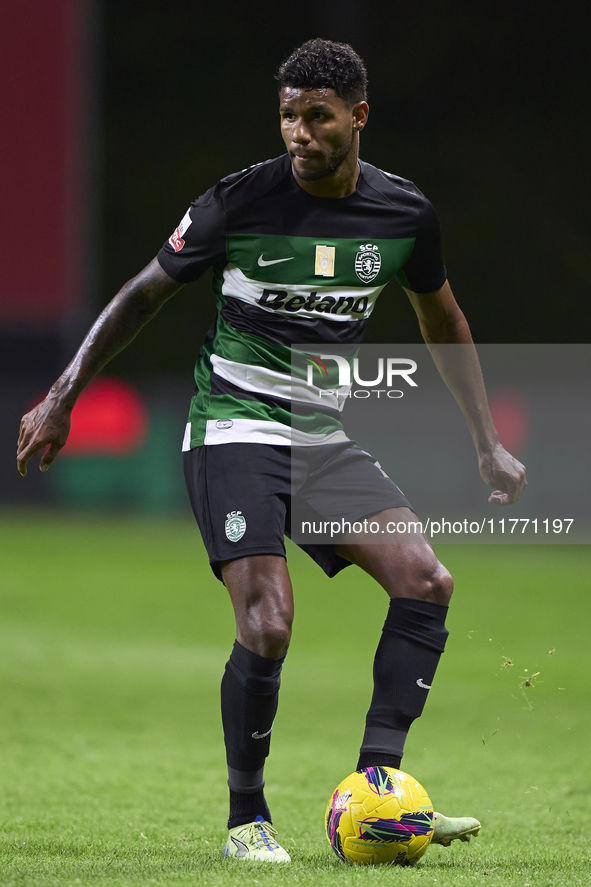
left=1, top=510, right=589, bottom=886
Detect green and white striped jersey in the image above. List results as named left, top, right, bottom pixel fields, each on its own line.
left=157, top=154, right=446, bottom=448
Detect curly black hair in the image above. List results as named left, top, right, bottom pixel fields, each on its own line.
left=276, top=38, right=368, bottom=105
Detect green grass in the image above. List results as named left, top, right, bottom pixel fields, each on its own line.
left=0, top=509, right=589, bottom=885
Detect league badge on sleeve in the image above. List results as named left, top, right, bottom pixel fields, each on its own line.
left=225, top=511, right=246, bottom=542
left=168, top=209, right=193, bottom=252
left=355, top=243, right=382, bottom=282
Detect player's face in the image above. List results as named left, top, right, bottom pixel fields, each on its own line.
left=279, top=87, right=367, bottom=184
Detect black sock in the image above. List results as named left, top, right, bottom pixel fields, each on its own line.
left=356, top=752, right=401, bottom=771
left=359, top=598, right=449, bottom=764
left=228, top=788, right=272, bottom=829
left=221, top=641, right=285, bottom=827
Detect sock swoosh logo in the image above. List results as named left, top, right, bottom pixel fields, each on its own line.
left=252, top=723, right=274, bottom=739
left=257, top=254, right=295, bottom=267
left=416, top=678, right=432, bottom=689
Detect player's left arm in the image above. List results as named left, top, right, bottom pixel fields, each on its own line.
left=405, top=279, right=526, bottom=505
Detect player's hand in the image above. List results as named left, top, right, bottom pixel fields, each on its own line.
left=478, top=442, right=527, bottom=506
left=17, top=396, right=72, bottom=476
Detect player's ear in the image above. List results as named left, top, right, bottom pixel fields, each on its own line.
left=352, top=101, right=369, bottom=132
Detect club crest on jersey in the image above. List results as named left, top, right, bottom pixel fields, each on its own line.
left=355, top=243, right=382, bottom=283
left=225, top=511, right=246, bottom=542
left=315, top=245, right=335, bottom=277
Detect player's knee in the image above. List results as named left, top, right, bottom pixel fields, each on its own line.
left=428, top=563, right=453, bottom=606
left=436, top=564, right=454, bottom=606
left=399, top=559, right=453, bottom=606
left=240, top=607, right=292, bottom=658
left=258, top=620, right=292, bottom=657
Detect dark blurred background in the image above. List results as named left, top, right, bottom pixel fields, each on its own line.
left=1, top=0, right=589, bottom=509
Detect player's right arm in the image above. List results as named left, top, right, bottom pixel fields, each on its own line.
left=17, top=258, right=183, bottom=476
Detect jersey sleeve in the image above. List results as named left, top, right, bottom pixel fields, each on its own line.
left=156, top=185, right=227, bottom=283
left=395, top=198, right=447, bottom=293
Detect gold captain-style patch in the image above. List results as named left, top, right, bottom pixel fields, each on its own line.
left=314, top=245, right=335, bottom=277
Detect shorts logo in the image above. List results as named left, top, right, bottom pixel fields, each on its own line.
left=225, top=511, right=246, bottom=542
left=355, top=243, right=382, bottom=283
left=216, top=419, right=234, bottom=429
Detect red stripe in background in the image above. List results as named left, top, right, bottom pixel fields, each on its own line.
left=29, top=377, right=150, bottom=455
left=0, top=0, right=85, bottom=324
left=64, top=377, right=150, bottom=455
left=489, top=390, right=530, bottom=454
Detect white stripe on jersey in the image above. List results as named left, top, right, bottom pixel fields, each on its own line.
left=202, top=418, right=350, bottom=447
left=211, top=354, right=349, bottom=411
left=221, top=264, right=385, bottom=321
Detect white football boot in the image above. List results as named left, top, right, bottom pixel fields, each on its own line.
left=431, top=811, right=481, bottom=846
left=223, top=815, right=291, bottom=861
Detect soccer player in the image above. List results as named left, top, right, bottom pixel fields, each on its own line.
left=18, top=39, right=526, bottom=862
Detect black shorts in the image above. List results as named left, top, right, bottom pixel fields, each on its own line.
left=183, top=442, right=413, bottom=582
